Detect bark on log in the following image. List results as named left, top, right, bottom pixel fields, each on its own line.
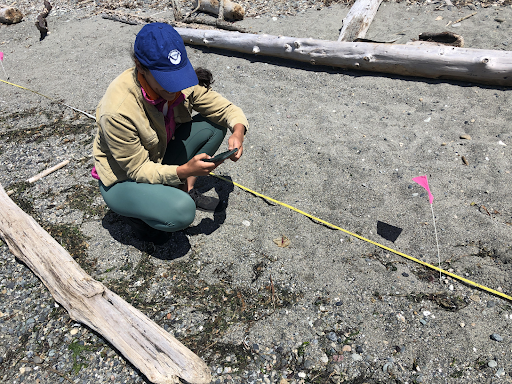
left=191, top=0, right=245, bottom=20
left=0, top=4, right=23, bottom=24
left=338, top=0, right=383, bottom=42
left=176, top=28, right=512, bottom=86
left=0, top=184, right=211, bottom=384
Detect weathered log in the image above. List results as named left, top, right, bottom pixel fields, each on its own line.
left=0, top=184, right=211, bottom=384
left=35, top=0, right=52, bottom=40
left=176, top=28, right=512, bottom=86
left=191, top=0, right=245, bottom=20
left=338, top=0, right=383, bottom=42
left=0, top=4, right=23, bottom=24
left=101, top=10, right=248, bottom=32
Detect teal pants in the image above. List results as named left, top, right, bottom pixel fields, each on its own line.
left=100, top=115, right=227, bottom=232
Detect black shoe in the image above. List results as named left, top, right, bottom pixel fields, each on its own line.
left=125, top=217, right=168, bottom=245
left=188, top=189, right=224, bottom=212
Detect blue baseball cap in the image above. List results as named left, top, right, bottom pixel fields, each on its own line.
left=134, top=23, right=198, bottom=93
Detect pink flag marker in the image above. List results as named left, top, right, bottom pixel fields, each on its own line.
left=412, top=175, right=441, bottom=280
left=0, top=51, right=8, bottom=80
left=412, top=175, right=434, bottom=204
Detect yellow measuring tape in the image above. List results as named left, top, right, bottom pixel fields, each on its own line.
left=2, top=78, right=509, bottom=302
left=0, top=79, right=95, bottom=119
left=211, top=173, right=512, bottom=302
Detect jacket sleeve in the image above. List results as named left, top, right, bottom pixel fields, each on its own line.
left=186, top=85, right=249, bottom=132
left=98, top=113, right=182, bottom=186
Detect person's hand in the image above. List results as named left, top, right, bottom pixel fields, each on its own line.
left=177, top=153, right=218, bottom=179
left=228, top=123, right=246, bottom=162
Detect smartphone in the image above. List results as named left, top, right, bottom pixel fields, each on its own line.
left=203, top=148, right=238, bottom=163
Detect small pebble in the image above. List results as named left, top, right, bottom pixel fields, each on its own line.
left=383, top=362, right=393, bottom=373
left=420, top=319, right=427, bottom=325
left=488, top=360, right=498, bottom=368
left=402, top=272, right=409, bottom=277
left=496, top=368, right=505, bottom=377
left=327, top=332, right=337, bottom=342
left=351, top=353, right=362, bottom=361
left=33, top=356, right=43, bottom=364
left=356, top=345, right=363, bottom=353
left=490, top=333, right=503, bottom=342
left=298, top=372, right=306, bottom=378
left=242, top=220, right=250, bottom=227
left=487, top=300, right=496, bottom=308
left=335, top=301, right=343, bottom=306
left=460, top=134, right=472, bottom=140
left=342, top=345, right=352, bottom=352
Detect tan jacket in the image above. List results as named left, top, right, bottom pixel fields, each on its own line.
left=93, top=68, right=248, bottom=187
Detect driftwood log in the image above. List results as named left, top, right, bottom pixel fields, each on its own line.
left=0, top=185, right=211, bottom=384
left=101, top=9, right=248, bottom=32
left=338, top=0, right=383, bottom=42
left=176, top=28, right=512, bottom=86
left=35, top=0, right=52, bottom=40
left=0, top=4, right=23, bottom=24
left=190, top=0, right=245, bottom=20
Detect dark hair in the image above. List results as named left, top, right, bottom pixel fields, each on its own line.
left=195, top=67, right=214, bottom=90
left=131, top=49, right=214, bottom=90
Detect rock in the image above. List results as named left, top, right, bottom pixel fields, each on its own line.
left=303, top=359, right=314, bottom=369
left=402, top=272, right=409, bottom=277
left=470, top=295, right=480, bottom=302
left=495, top=18, right=506, bottom=23
left=460, top=134, right=472, bottom=140
left=313, top=319, right=324, bottom=328
left=33, top=356, right=43, bottom=364
left=327, top=332, right=337, bottom=342
left=420, top=319, right=427, bottom=325
left=70, top=328, right=79, bottom=335
left=356, top=345, right=363, bottom=353
left=490, top=333, right=503, bottom=342
left=383, top=362, right=393, bottom=373
left=487, top=300, right=496, bottom=308
left=488, top=360, right=498, bottom=368
left=351, top=353, right=362, bottom=361
left=341, top=345, right=352, bottom=352
left=252, top=343, right=260, bottom=352
left=297, top=372, right=306, bottom=378
left=496, top=368, right=505, bottom=377
left=335, top=301, right=343, bottom=306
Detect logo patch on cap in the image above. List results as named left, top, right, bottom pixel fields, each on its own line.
left=168, top=49, right=181, bottom=65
